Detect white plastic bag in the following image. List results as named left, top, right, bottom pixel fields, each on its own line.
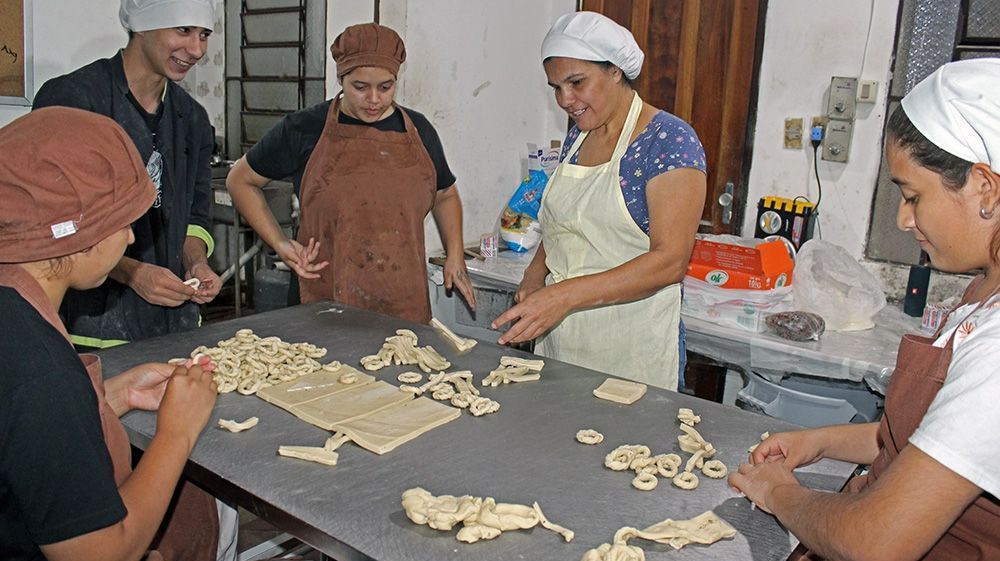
left=792, top=240, right=886, bottom=331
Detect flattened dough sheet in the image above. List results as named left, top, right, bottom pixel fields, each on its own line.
left=293, top=381, right=414, bottom=430
left=334, top=397, right=462, bottom=455
left=256, top=368, right=375, bottom=408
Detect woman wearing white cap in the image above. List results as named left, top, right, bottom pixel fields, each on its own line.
left=33, top=0, right=222, bottom=350
left=730, top=59, right=1000, bottom=560
left=493, top=12, right=707, bottom=391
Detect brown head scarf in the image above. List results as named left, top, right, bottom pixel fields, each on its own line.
left=0, top=107, right=156, bottom=263
left=331, top=23, right=406, bottom=78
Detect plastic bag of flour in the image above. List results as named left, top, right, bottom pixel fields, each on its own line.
left=500, top=144, right=550, bottom=252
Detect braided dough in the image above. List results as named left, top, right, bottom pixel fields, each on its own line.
left=360, top=329, right=451, bottom=373
left=677, top=407, right=700, bottom=426
left=575, top=429, right=604, bottom=445
left=398, top=371, right=423, bottom=384
left=401, top=487, right=574, bottom=544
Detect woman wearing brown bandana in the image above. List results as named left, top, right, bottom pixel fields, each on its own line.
left=0, top=108, right=222, bottom=561
left=227, top=23, right=476, bottom=323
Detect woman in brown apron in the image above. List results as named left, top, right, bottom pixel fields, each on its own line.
left=226, top=23, right=475, bottom=323
left=0, top=108, right=220, bottom=561
left=729, top=59, right=1000, bottom=560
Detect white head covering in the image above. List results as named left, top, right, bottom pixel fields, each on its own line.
left=541, top=11, right=644, bottom=80
left=901, top=58, right=1000, bottom=174
left=120, top=0, right=215, bottom=33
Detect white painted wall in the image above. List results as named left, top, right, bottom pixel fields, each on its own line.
left=0, top=0, right=124, bottom=126
left=743, top=0, right=899, bottom=260
left=328, top=0, right=576, bottom=253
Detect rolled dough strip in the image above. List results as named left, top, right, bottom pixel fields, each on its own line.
left=218, top=416, right=259, bottom=433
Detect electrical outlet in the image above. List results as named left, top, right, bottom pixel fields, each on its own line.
left=784, top=117, right=803, bottom=149
left=822, top=119, right=854, bottom=163
left=828, top=76, right=858, bottom=121
left=857, top=80, right=878, bottom=103
left=811, top=116, right=828, bottom=131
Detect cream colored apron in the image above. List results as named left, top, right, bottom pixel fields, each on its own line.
left=535, top=92, right=681, bottom=390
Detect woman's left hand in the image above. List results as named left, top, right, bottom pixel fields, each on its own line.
left=186, top=262, right=222, bottom=304
left=124, top=356, right=215, bottom=412
left=728, top=460, right=801, bottom=514
left=492, top=283, right=572, bottom=345
left=444, top=254, right=476, bottom=311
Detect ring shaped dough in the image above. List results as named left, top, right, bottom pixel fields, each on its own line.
left=631, top=472, right=658, bottom=491
left=576, top=429, right=604, bottom=445
left=398, top=371, right=423, bottom=384
left=673, top=472, right=699, bottom=490
left=701, top=460, right=728, bottom=479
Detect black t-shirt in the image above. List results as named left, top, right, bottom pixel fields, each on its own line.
left=246, top=99, right=457, bottom=193
left=0, top=288, right=126, bottom=561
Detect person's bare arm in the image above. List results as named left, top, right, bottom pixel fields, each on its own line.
left=109, top=257, right=194, bottom=307
left=431, top=185, right=475, bottom=309
left=750, top=422, right=882, bottom=468
left=731, top=444, right=982, bottom=561
left=40, top=366, right=217, bottom=561
left=182, top=237, right=221, bottom=304
left=492, top=167, right=705, bottom=344
left=226, top=156, right=327, bottom=279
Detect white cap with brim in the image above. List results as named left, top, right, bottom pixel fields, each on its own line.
left=901, top=58, right=1000, bottom=174
left=120, top=0, right=215, bottom=33
left=541, top=11, right=644, bottom=80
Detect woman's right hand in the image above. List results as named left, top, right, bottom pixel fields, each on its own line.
left=750, top=429, right=828, bottom=469
left=155, top=364, right=218, bottom=453
left=276, top=237, right=329, bottom=280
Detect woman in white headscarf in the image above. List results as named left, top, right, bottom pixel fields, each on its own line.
left=493, top=11, right=707, bottom=391
left=730, top=58, right=1000, bottom=561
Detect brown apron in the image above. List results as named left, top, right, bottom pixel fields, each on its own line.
left=793, top=275, right=1000, bottom=560
left=0, top=264, right=219, bottom=560
left=296, top=95, right=437, bottom=323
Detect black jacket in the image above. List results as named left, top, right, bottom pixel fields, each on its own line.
left=33, top=52, right=214, bottom=344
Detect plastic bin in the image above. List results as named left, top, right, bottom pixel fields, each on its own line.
left=736, top=370, right=882, bottom=428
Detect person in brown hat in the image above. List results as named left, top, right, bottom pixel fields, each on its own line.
left=0, top=107, right=222, bottom=561
left=226, top=22, right=476, bottom=323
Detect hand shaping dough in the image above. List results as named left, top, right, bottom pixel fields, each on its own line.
left=575, top=429, right=604, bottom=445
left=593, top=378, right=647, bottom=405
left=401, top=487, right=574, bottom=544
left=430, top=317, right=477, bottom=352
left=748, top=431, right=770, bottom=454
left=218, top=416, right=259, bottom=433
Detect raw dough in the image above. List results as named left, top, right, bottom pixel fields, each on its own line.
left=293, top=380, right=413, bottom=429
left=604, top=445, right=651, bottom=472
left=677, top=407, right=700, bottom=426
left=360, top=329, right=451, bottom=373
left=172, top=328, right=331, bottom=395
left=469, top=396, right=500, bottom=416
left=401, top=487, right=574, bottom=544
left=397, top=371, right=423, bottom=384
left=217, top=416, right=258, bottom=433
left=256, top=368, right=375, bottom=409
left=593, top=378, right=647, bottom=405
left=500, top=355, right=545, bottom=371
left=575, top=429, right=604, bottom=445
left=333, top=397, right=461, bottom=454
left=183, top=277, right=201, bottom=289
left=581, top=543, right=645, bottom=561
left=632, top=472, right=658, bottom=491
left=701, top=460, right=728, bottom=479
left=430, top=317, right=478, bottom=352
left=583, top=511, right=736, bottom=560
left=277, top=445, right=340, bottom=466
left=672, top=472, right=699, bottom=490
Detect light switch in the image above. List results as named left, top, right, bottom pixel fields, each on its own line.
left=857, top=80, right=878, bottom=103
left=827, top=76, right=858, bottom=121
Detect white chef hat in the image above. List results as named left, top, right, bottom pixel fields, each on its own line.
left=541, top=11, right=645, bottom=80
left=119, top=0, right=215, bottom=33
left=901, top=58, right=1000, bottom=174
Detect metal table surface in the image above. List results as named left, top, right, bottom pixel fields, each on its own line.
left=98, top=301, right=854, bottom=561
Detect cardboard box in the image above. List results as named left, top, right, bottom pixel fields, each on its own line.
left=686, top=238, right=793, bottom=290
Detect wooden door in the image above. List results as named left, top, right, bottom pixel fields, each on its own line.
left=580, top=0, right=765, bottom=234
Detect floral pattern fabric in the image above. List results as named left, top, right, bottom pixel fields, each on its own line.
left=560, top=110, right=707, bottom=235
